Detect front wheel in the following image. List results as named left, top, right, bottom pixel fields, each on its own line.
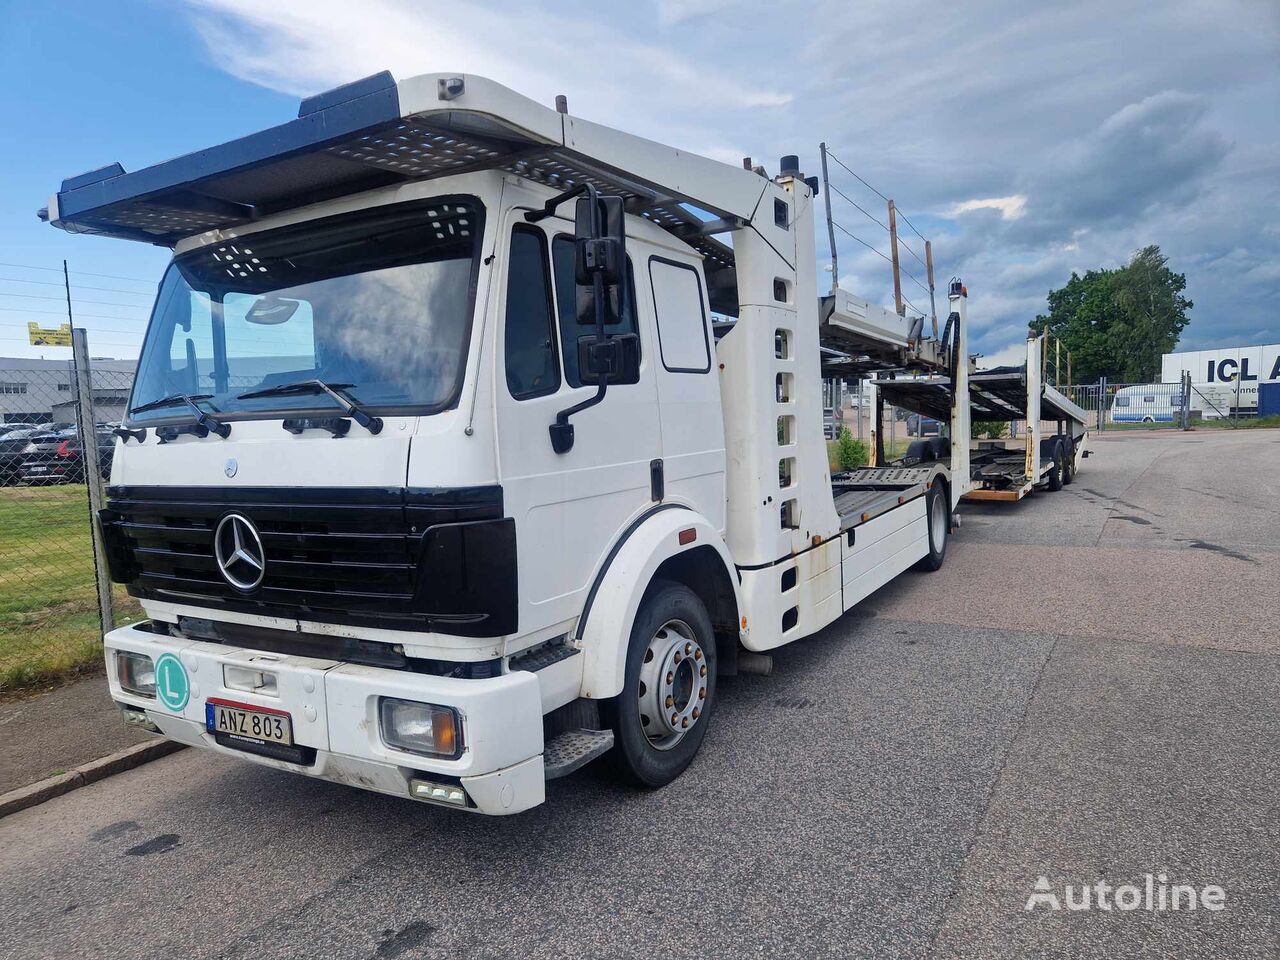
left=915, top=483, right=949, bottom=571
left=604, top=580, right=717, bottom=788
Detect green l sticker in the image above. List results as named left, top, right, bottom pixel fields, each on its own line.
left=154, top=653, right=189, bottom=712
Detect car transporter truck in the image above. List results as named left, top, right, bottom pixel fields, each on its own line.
left=45, top=70, right=995, bottom=814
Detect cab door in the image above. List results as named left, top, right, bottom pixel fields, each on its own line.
left=494, top=206, right=661, bottom=640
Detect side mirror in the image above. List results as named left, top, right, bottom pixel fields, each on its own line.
left=574, top=194, right=626, bottom=326
left=577, top=333, right=640, bottom=384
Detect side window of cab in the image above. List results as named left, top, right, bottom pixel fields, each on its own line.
left=504, top=226, right=560, bottom=400
left=551, top=234, right=641, bottom=387
left=648, top=257, right=711, bottom=374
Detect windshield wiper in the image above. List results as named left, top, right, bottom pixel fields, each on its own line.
left=237, top=379, right=383, bottom=434
left=129, top=393, right=230, bottom=439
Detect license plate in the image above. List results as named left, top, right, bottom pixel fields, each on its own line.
left=205, top=699, right=293, bottom=745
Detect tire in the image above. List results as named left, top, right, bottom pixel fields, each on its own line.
left=1046, top=440, right=1065, bottom=491
left=927, top=437, right=950, bottom=461
left=1060, top=436, right=1075, bottom=485
left=603, top=580, right=717, bottom=788
left=915, top=482, right=949, bottom=571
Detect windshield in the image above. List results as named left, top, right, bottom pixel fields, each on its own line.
left=128, top=197, right=484, bottom=423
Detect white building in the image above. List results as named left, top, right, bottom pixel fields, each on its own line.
left=1162, top=343, right=1280, bottom=387
left=1160, top=342, right=1280, bottom=417
left=0, top=356, right=136, bottom=425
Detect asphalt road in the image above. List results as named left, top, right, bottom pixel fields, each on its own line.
left=1, top=428, right=1277, bottom=959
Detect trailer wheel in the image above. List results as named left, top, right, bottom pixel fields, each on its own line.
left=1046, top=441, right=1065, bottom=491
left=915, top=484, right=948, bottom=571
left=1060, top=437, right=1075, bottom=485
left=603, top=580, right=717, bottom=788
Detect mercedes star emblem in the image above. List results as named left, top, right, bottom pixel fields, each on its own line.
left=214, top=513, right=266, bottom=591
left=224, top=458, right=238, bottom=478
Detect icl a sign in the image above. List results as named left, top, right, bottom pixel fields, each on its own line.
left=1205, top=355, right=1280, bottom=383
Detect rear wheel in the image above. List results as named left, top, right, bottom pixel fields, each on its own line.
left=915, top=483, right=949, bottom=571
left=604, top=580, right=717, bottom=788
left=1046, top=441, right=1065, bottom=491
left=1060, top=437, right=1075, bottom=485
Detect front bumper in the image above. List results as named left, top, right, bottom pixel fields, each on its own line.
left=105, top=622, right=547, bottom=815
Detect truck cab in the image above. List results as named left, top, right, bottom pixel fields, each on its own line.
left=46, top=70, right=964, bottom=814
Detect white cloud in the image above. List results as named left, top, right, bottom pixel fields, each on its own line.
left=947, top=195, right=1027, bottom=220
left=976, top=341, right=1030, bottom=370
left=175, top=0, right=1280, bottom=357
left=181, top=0, right=790, bottom=142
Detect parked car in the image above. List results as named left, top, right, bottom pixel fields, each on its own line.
left=0, top=429, right=45, bottom=485
left=0, top=422, right=41, bottom=437
left=907, top=414, right=941, bottom=437
left=19, top=427, right=115, bottom=484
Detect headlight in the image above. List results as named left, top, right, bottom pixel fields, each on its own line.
left=379, top=698, right=462, bottom=759
left=116, top=651, right=156, bottom=698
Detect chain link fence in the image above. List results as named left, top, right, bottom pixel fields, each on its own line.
left=0, top=344, right=138, bottom=692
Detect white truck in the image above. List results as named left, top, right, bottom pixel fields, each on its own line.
left=43, top=71, right=971, bottom=814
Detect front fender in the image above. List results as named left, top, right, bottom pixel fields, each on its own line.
left=576, top=507, right=739, bottom=700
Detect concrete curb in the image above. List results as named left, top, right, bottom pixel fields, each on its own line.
left=0, top=738, right=186, bottom=820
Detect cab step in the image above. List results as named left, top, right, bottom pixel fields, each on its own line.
left=543, top=728, right=614, bottom=780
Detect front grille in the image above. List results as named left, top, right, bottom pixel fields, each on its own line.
left=103, top=485, right=503, bottom=631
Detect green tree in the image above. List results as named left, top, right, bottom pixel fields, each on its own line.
left=971, top=420, right=1009, bottom=440
left=1035, top=245, right=1192, bottom=383
left=834, top=426, right=868, bottom=471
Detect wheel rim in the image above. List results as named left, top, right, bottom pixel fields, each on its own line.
left=929, top=493, right=947, bottom=553
left=637, top=618, right=709, bottom=751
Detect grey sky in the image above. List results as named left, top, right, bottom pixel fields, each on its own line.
left=186, top=0, right=1280, bottom=359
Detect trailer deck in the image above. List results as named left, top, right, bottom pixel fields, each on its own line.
left=871, top=368, right=1088, bottom=426
left=832, top=467, right=934, bottom=530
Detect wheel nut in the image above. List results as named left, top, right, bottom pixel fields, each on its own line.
left=666, top=671, right=674, bottom=684
left=671, top=712, right=679, bottom=725
left=694, top=649, right=702, bottom=661
left=699, top=687, right=706, bottom=699
left=674, top=652, right=682, bottom=663
left=681, top=717, right=689, bottom=728
left=684, top=643, right=692, bottom=655
left=692, top=707, right=700, bottom=719
left=699, top=665, right=707, bottom=677
left=665, top=695, right=673, bottom=707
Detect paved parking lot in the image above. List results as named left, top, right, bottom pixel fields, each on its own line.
left=0, top=429, right=1276, bottom=959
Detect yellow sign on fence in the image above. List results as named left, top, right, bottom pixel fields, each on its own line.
left=27, top=321, right=72, bottom=346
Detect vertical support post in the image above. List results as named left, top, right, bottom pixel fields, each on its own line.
left=72, top=328, right=114, bottom=634
left=947, top=280, right=971, bottom=502
left=1055, top=338, right=1061, bottom=387
left=869, top=381, right=882, bottom=467
left=1182, top=371, right=1191, bottom=430
left=887, top=200, right=903, bottom=317
left=1099, top=376, right=1107, bottom=432
left=819, top=142, right=838, bottom=294
left=925, top=240, right=937, bottom=339
left=1025, top=335, right=1042, bottom=482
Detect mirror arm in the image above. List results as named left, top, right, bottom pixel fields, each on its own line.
left=549, top=269, right=610, bottom=454
left=524, top=183, right=591, bottom=224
